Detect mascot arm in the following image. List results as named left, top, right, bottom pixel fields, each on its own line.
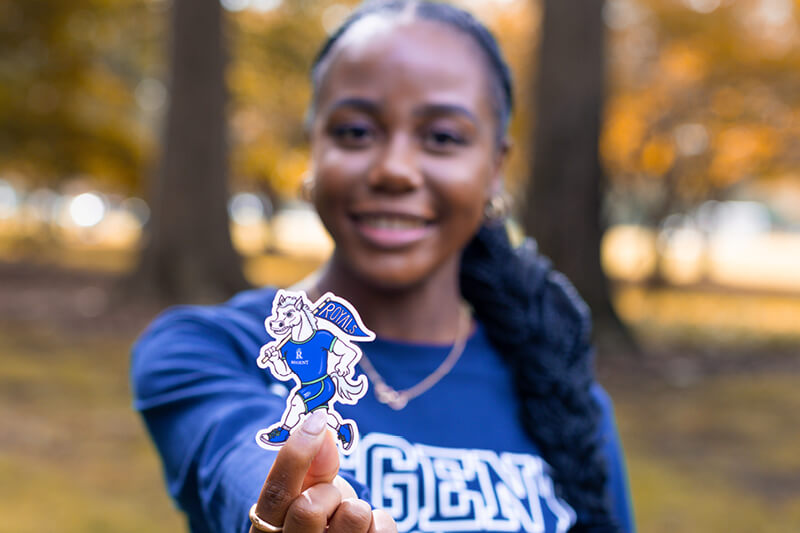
left=330, top=338, right=357, bottom=376
left=262, top=345, right=292, bottom=377
left=269, top=356, right=292, bottom=377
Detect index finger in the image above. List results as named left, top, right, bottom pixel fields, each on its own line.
left=252, top=410, right=332, bottom=529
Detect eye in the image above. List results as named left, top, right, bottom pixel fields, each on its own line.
left=422, top=128, right=468, bottom=152
left=330, top=123, right=376, bottom=148
left=286, top=311, right=294, bottom=318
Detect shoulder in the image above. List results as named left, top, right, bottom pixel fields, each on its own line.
left=315, top=328, right=334, bottom=338
left=590, top=383, right=636, bottom=532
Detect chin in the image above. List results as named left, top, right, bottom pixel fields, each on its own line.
left=349, top=263, right=423, bottom=291
left=345, top=251, right=456, bottom=293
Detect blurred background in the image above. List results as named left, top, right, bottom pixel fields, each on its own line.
left=1, top=0, right=798, bottom=531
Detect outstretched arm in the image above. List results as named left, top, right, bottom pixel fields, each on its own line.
left=131, top=302, right=373, bottom=533
left=330, top=338, right=358, bottom=376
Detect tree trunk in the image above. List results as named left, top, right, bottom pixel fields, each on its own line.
left=525, top=0, right=633, bottom=351
left=131, top=0, right=249, bottom=304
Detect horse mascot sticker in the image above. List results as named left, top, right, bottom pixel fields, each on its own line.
left=256, top=290, right=373, bottom=454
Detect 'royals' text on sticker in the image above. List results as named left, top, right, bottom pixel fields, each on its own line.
left=340, top=433, right=576, bottom=533
left=317, top=302, right=359, bottom=335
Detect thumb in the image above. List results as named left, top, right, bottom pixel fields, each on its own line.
left=302, top=426, right=340, bottom=490
left=252, top=410, right=334, bottom=529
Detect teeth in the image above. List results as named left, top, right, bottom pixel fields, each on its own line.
left=359, top=215, right=426, bottom=229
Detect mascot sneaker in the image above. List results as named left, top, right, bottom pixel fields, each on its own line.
left=260, top=426, right=290, bottom=446
left=337, top=422, right=355, bottom=450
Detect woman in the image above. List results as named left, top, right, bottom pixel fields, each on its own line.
left=131, top=2, right=634, bottom=532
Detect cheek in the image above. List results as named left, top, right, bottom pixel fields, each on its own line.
left=311, top=151, right=369, bottom=240
left=313, top=149, right=373, bottom=200
left=423, top=154, right=494, bottom=218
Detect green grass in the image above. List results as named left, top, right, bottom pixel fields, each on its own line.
left=0, top=326, right=184, bottom=533
left=603, top=367, right=800, bottom=532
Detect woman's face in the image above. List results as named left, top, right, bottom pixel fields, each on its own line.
left=309, top=17, right=506, bottom=291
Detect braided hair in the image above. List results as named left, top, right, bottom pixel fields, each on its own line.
left=309, top=2, right=618, bottom=530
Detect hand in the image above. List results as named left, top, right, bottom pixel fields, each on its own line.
left=259, top=346, right=280, bottom=367
left=334, top=361, right=349, bottom=377
left=249, top=410, right=397, bottom=533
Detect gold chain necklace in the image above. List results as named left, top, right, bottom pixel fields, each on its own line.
left=359, top=302, right=471, bottom=410
left=298, top=282, right=472, bottom=410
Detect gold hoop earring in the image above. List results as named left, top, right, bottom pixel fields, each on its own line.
left=484, top=192, right=511, bottom=221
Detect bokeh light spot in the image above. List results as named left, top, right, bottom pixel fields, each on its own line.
left=69, top=193, right=106, bottom=228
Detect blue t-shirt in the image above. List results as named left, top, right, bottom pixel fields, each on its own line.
left=131, top=287, right=635, bottom=533
left=280, top=329, right=335, bottom=383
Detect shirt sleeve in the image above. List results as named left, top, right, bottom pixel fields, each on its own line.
left=318, top=329, right=336, bottom=352
left=131, top=305, right=283, bottom=533
left=130, top=303, right=369, bottom=533
left=592, top=384, right=636, bottom=533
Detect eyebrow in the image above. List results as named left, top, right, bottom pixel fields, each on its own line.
left=413, top=104, right=479, bottom=126
left=326, top=99, right=479, bottom=126
left=326, top=98, right=381, bottom=115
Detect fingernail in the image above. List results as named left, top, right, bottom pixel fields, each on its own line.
left=300, top=410, right=327, bottom=436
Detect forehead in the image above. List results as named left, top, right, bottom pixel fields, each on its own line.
left=316, top=17, right=494, bottom=115
left=277, top=298, right=295, bottom=309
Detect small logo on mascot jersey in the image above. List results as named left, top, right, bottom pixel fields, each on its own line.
left=256, top=290, right=375, bottom=455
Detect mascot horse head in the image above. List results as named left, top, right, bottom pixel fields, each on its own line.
left=268, top=294, right=318, bottom=339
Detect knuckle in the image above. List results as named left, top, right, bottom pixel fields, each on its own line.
left=339, top=499, right=372, bottom=530
left=288, top=496, right=324, bottom=527
left=261, top=476, right=292, bottom=508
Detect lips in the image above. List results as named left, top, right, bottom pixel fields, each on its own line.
left=354, top=213, right=429, bottom=229
left=349, top=212, right=434, bottom=248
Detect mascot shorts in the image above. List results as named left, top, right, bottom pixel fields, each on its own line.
left=298, top=375, right=335, bottom=412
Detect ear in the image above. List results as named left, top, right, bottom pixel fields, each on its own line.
left=278, top=295, right=286, bottom=306
left=295, top=297, right=304, bottom=311
left=487, top=137, right=511, bottom=197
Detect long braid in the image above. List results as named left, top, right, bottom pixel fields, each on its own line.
left=309, top=2, right=618, bottom=529
left=460, top=225, right=618, bottom=531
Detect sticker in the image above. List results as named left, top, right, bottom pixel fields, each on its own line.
left=255, top=289, right=374, bottom=455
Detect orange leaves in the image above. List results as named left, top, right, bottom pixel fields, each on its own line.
left=711, top=87, right=745, bottom=120
left=659, top=43, right=708, bottom=86
left=641, top=136, right=677, bottom=176
left=602, top=93, right=658, bottom=173
left=708, top=125, right=778, bottom=185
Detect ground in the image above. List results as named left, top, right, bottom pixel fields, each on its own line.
left=1, top=259, right=799, bottom=532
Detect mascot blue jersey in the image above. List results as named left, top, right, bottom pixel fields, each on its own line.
left=280, top=330, right=334, bottom=383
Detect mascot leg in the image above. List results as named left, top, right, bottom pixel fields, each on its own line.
left=258, top=395, right=305, bottom=446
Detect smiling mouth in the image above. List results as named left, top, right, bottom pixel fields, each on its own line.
left=349, top=213, right=434, bottom=248
left=351, top=213, right=432, bottom=229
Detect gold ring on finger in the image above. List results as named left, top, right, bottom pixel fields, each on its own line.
left=249, top=503, right=283, bottom=533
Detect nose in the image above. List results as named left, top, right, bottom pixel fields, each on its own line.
left=368, top=132, right=422, bottom=193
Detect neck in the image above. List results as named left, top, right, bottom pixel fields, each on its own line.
left=310, top=256, right=466, bottom=344
left=291, top=319, right=314, bottom=342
